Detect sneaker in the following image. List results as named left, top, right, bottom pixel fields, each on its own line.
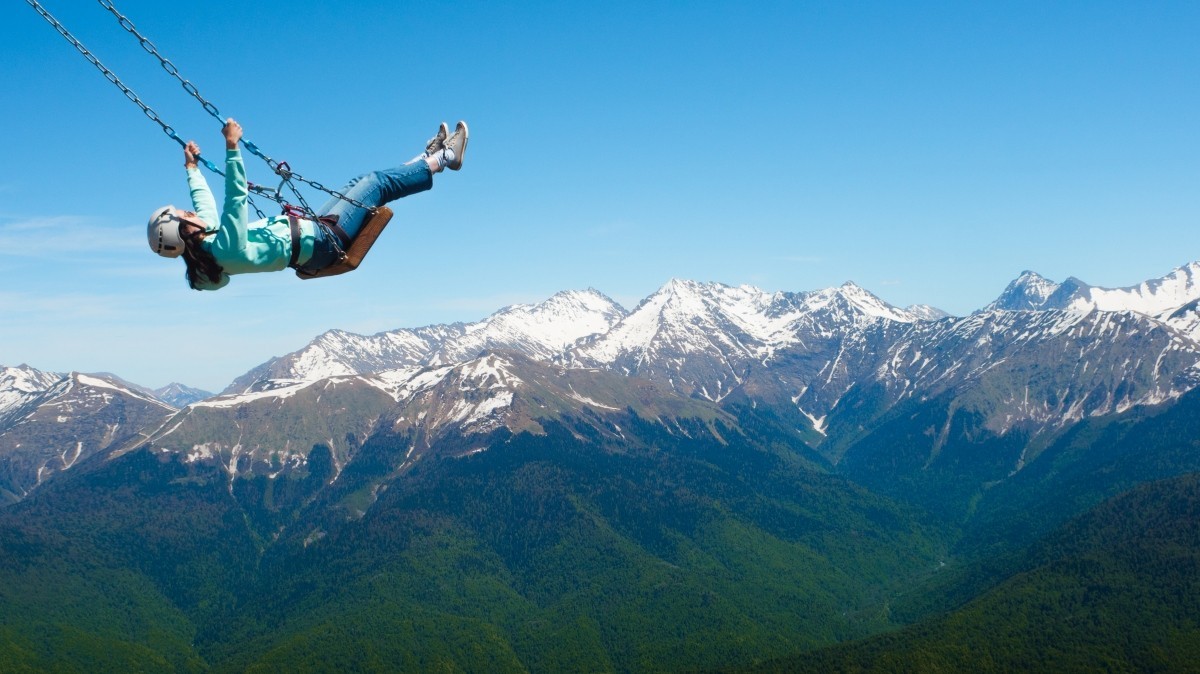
left=443, top=121, right=468, bottom=170
left=424, top=122, right=449, bottom=157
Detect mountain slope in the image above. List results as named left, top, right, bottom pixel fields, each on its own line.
left=960, top=383, right=1200, bottom=555
left=0, top=450, right=259, bottom=672
left=752, top=473, right=1200, bottom=673
left=0, top=365, right=62, bottom=427
left=0, top=369, right=176, bottom=503
left=208, top=410, right=939, bottom=671
left=223, top=289, right=627, bottom=394
left=3, top=264, right=1200, bottom=671
left=147, top=352, right=743, bottom=491
left=0, top=378, right=940, bottom=672
left=568, top=280, right=928, bottom=403
left=986, top=261, right=1200, bottom=340
left=139, top=375, right=400, bottom=487
left=153, top=383, right=213, bottom=407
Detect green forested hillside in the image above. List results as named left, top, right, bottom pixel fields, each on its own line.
left=963, top=385, right=1200, bottom=555
left=745, top=473, right=1200, bottom=673
left=6, top=382, right=1200, bottom=672
left=0, top=413, right=940, bottom=672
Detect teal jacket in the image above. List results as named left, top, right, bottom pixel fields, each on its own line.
left=186, top=149, right=317, bottom=290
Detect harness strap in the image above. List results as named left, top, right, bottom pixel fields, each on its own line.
left=287, top=213, right=354, bottom=269
left=320, top=216, right=352, bottom=249
left=286, top=215, right=303, bottom=268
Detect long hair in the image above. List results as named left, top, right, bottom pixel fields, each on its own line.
left=181, top=231, right=224, bottom=290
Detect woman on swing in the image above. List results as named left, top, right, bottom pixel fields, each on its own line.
left=147, top=118, right=467, bottom=290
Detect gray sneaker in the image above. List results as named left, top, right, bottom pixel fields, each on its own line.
left=443, top=121, right=468, bottom=170
left=424, top=122, right=449, bottom=157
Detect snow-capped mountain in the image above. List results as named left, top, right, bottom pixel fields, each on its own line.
left=0, top=364, right=63, bottom=428
left=142, top=352, right=729, bottom=485
left=0, top=368, right=176, bottom=502
left=567, top=280, right=930, bottom=402
left=985, top=261, right=1200, bottom=340
left=224, top=289, right=627, bottom=394
left=984, top=270, right=1062, bottom=312
left=213, top=266, right=1200, bottom=471
left=384, top=352, right=729, bottom=449
left=8, top=260, right=1200, bottom=499
left=153, top=383, right=214, bottom=408
left=904, top=304, right=952, bottom=321
left=139, top=374, right=399, bottom=483
left=860, top=307, right=1200, bottom=435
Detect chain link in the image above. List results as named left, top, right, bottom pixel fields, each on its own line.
left=26, top=3, right=182, bottom=148
left=95, top=0, right=377, bottom=214
left=96, top=0, right=226, bottom=124
left=25, top=0, right=376, bottom=218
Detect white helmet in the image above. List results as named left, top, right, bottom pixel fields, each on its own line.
left=147, top=205, right=185, bottom=258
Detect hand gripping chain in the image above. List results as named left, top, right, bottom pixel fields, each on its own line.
left=26, top=0, right=378, bottom=219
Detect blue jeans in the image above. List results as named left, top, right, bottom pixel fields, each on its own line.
left=301, top=161, right=433, bottom=271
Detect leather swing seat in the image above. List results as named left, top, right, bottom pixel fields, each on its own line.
left=295, top=206, right=393, bottom=280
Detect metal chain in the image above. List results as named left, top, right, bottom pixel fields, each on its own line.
left=95, top=0, right=378, bottom=215
left=24, top=1, right=215, bottom=169
left=27, top=0, right=275, bottom=219
left=95, top=0, right=223, bottom=122
left=24, top=0, right=375, bottom=219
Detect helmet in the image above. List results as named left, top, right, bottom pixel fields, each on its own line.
left=147, top=205, right=184, bottom=258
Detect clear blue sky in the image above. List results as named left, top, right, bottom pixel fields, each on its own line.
left=2, top=0, right=1197, bottom=392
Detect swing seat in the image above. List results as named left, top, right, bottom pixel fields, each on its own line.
left=296, top=206, right=393, bottom=280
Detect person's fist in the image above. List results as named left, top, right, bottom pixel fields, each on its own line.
left=222, top=118, right=243, bottom=148
left=184, top=140, right=201, bottom=168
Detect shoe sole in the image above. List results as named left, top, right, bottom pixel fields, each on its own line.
left=449, top=121, right=468, bottom=170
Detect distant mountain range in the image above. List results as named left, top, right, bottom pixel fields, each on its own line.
left=0, top=367, right=175, bottom=502
left=3, top=261, right=1199, bottom=499
left=2, top=261, right=1200, bottom=669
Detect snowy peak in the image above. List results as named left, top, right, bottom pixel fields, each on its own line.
left=224, top=289, right=627, bottom=392
left=437, top=289, right=627, bottom=364
left=71, top=373, right=176, bottom=410
left=153, top=383, right=214, bottom=408
left=985, top=262, right=1200, bottom=322
left=1075, top=262, right=1200, bottom=317
left=836, top=281, right=902, bottom=319
left=0, top=369, right=177, bottom=501
left=798, top=282, right=919, bottom=323
left=984, top=270, right=1062, bottom=311
left=0, top=364, right=60, bottom=395
left=567, top=279, right=922, bottom=405
left=545, top=288, right=628, bottom=317
left=905, top=304, right=952, bottom=321
left=223, top=323, right=464, bottom=394
left=1, top=364, right=62, bottom=424
left=572, top=280, right=775, bottom=366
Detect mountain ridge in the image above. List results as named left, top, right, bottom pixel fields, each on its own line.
left=4, top=263, right=1200, bottom=671
left=4, top=261, right=1200, bottom=500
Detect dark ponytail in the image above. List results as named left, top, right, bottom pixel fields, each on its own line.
left=181, top=231, right=224, bottom=290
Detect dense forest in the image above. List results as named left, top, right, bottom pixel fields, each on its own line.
left=745, top=473, right=1200, bottom=673
left=2, top=391, right=1200, bottom=672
